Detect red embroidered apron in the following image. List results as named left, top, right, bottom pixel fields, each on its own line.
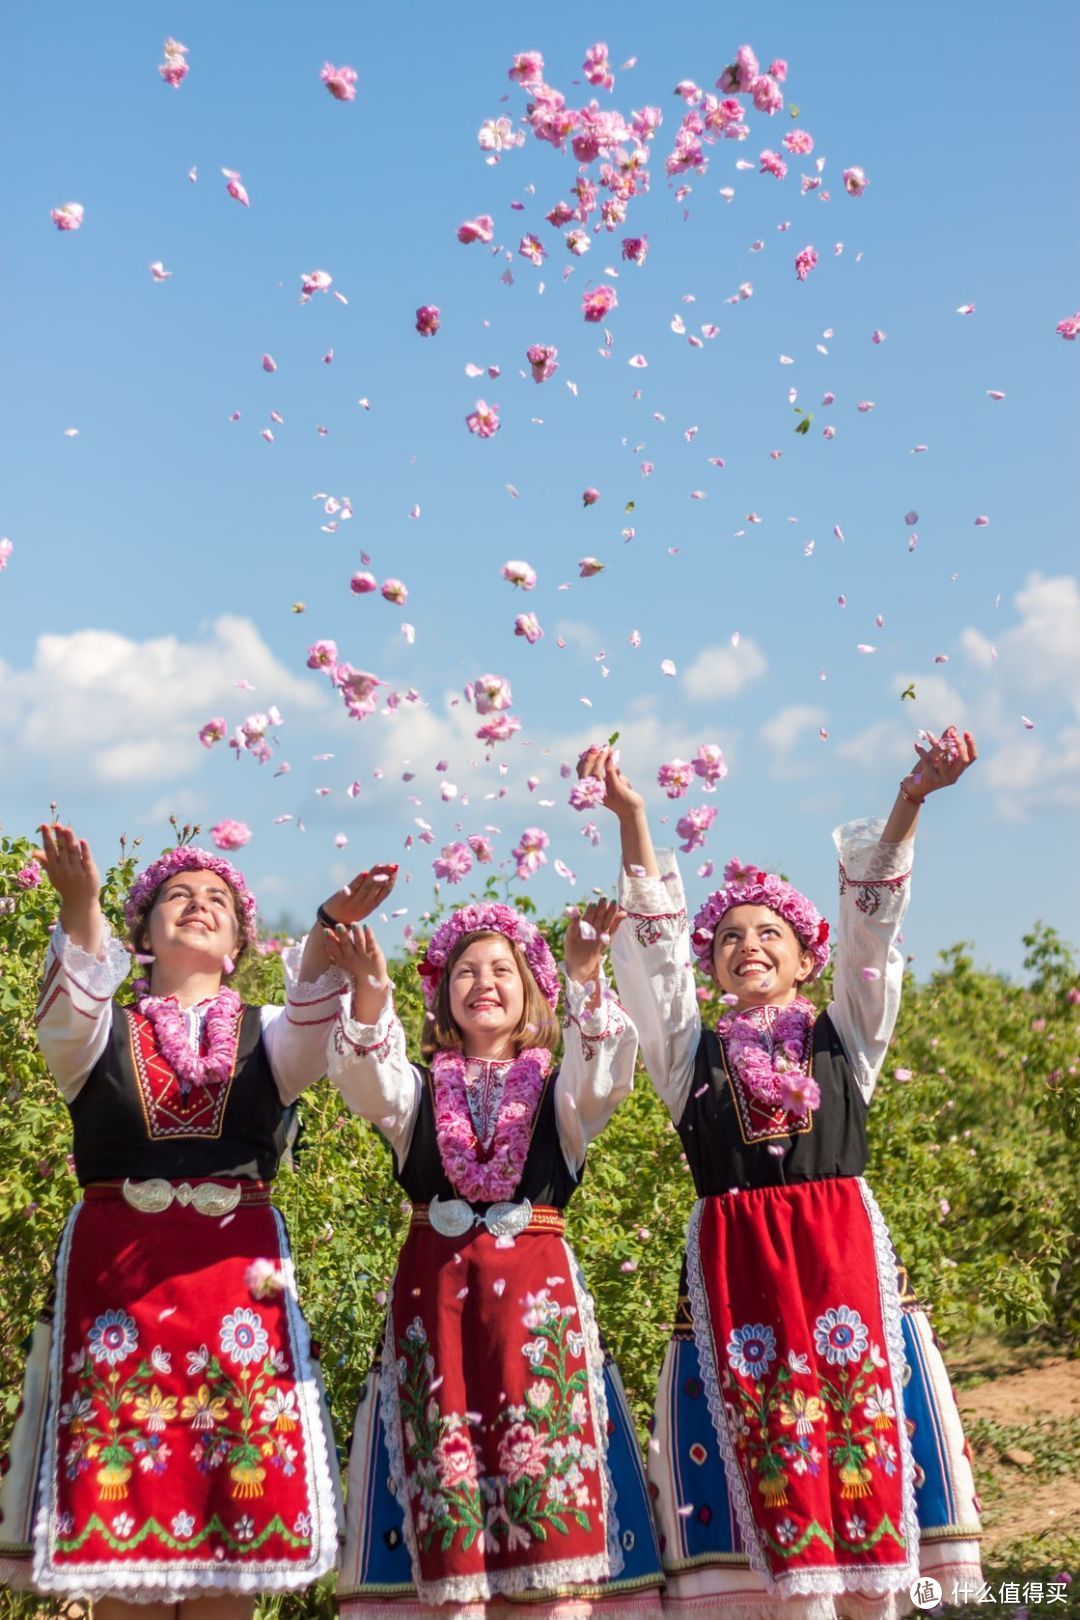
left=36, top=1184, right=336, bottom=1595
left=381, top=1206, right=615, bottom=1603
left=688, top=1177, right=916, bottom=1593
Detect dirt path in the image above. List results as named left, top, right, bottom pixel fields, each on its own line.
left=957, top=1357, right=1080, bottom=1558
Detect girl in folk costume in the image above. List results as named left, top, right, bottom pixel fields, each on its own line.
left=322, top=894, right=665, bottom=1618
left=0, top=825, right=390, bottom=1614
left=578, top=730, right=983, bottom=1620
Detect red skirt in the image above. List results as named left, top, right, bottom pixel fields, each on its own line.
left=16, top=1183, right=340, bottom=1600
left=378, top=1205, right=620, bottom=1607
left=686, top=1176, right=919, bottom=1601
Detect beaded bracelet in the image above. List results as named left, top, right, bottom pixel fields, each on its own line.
left=899, top=780, right=926, bottom=807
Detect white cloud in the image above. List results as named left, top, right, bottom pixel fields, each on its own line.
left=0, top=615, right=326, bottom=789
left=759, top=705, right=828, bottom=778
left=682, top=637, right=767, bottom=701
left=962, top=573, right=1080, bottom=717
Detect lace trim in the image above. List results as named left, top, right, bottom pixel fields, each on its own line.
left=331, top=996, right=400, bottom=1065
left=685, top=1190, right=922, bottom=1601
left=29, top=1206, right=340, bottom=1599
left=832, top=819, right=914, bottom=884
left=281, top=942, right=347, bottom=1004
left=376, top=1237, right=621, bottom=1605
left=54, top=924, right=130, bottom=1000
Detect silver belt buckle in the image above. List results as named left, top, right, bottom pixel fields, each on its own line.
left=121, top=1178, right=243, bottom=1217
left=428, top=1195, right=476, bottom=1237
left=484, top=1199, right=533, bottom=1239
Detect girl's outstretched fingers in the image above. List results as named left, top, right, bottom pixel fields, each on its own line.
left=323, top=863, right=399, bottom=926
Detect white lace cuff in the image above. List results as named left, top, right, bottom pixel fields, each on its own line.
left=53, top=922, right=130, bottom=998
left=833, top=818, right=914, bottom=884
left=617, top=847, right=687, bottom=918
left=562, top=967, right=622, bottom=1038
left=335, top=984, right=398, bottom=1056
left=280, top=939, right=348, bottom=1006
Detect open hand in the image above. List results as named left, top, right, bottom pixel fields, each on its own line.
left=905, top=727, right=977, bottom=801
left=38, top=824, right=101, bottom=908
left=564, top=898, right=625, bottom=986
left=320, top=863, right=398, bottom=927
left=576, top=745, right=643, bottom=820
left=322, top=923, right=389, bottom=1022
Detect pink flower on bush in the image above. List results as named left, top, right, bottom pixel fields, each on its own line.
left=15, top=861, right=42, bottom=890
left=508, top=50, right=545, bottom=88
left=51, top=202, right=84, bottom=232
left=677, top=805, right=718, bottom=853
left=211, top=820, right=251, bottom=852
left=433, top=842, right=473, bottom=884
left=582, top=284, right=618, bottom=323
left=435, top=1429, right=480, bottom=1490
left=717, top=44, right=759, bottom=94
left=502, top=559, right=537, bottom=589
left=474, top=674, right=513, bottom=714
left=457, top=215, right=495, bottom=245
left=759, top=149, right=788, bottom=180
left=350, top=571, right=377, bottom=594
left=498, top=1422, right=548, bottom=1484
left=381, top=578, right=408, bottom=605
left=476, top=714, right=521, bottom=745
left=1057, top=312, right=1080, bottom=341
left=159, top=38, right=189, bottom=88
left=199, top=717, right=227, bottom=749
left=783, top=129, right=814, bottom=155
left=466, top=400, right=500, bottom=437
left=842, top=166, right=868, bottom=197
left=512, top=827, right=548, bottom=880
left=514, top=612, right=543, bottom=644
left=415, top=304, right=440, bottom=337
left=467, top=834, right=494, bottom=864
left=658, top=759, right=696, bottom=799
left=794, top=245, right=818, bottom=282
left=569, top=777, right=605, bottom=811
left=694, top=744, right=728, bottom=790
left=621, top=235, right=648, bottom=265
left=320, top=63, right=358, bottom=101
left=307, top=640, right=338, bottom=671
left=526, top=344, right=558, bottom=384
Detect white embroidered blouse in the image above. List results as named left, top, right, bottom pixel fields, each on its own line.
left=609, top=818, right=914, bottom=1122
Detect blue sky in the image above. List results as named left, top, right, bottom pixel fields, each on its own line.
left=2, top=0, right=1077, bottom=977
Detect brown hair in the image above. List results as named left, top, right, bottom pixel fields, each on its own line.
left=128, top=874, right=248, bottom=976
left=420, top=930, right=561, bottom=1062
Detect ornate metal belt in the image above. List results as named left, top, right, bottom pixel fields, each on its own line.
left=412, top=1196, right=564, bottom=1240
left=120, top=1178, right=244, bottom=1216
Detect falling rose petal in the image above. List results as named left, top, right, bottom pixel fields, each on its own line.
left=1021, top=716, right=1036, bottom=730
left=582, top=487, right=601, bottom=507
left=856, top=400, right=876, bottom=412
left=833, top=525, right=845, bottom=541
left=262, top=354, right=277, bottom=373
left=223, top=171, right=250, bottom=207
left=856, top=644, right=876, bottom=653
left=987, top=390, right=1006, bottom=401
left=628, top=354, right=648, bottom=367
left=63, top=428, right=80, bottom=437
left=974, top=515, right=990, bottom=527
left=261, top=429, right=274, bottom=443
left=861, top=966, right=882, bottom=981
left=819, top=727, right=829, bottom=740
left=893, top=1068, right=913, bottom=1082
left=51, top=202, right=84, bottom=231
left=148, top=261, right=172, bottom=281
left=956, top=303, right=975, bottom=315
left=660, top=659, right=677, bottom=677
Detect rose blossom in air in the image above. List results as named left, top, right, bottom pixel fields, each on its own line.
left=223, top=170, right=249, bottom=207
left=457, top=215, right=495, bottom=244
left=565, top=227, right=590, bottom=255
left=478, top=117, right=524, bottom=157
left=657, top=759, right=696, bottom=799
left=526, top=343, right=558, bottom=383
left=519, top=233, right=547, bottom=266
left=759, top=149, right=788, bottom=180
left=794, top=245, right=818, bottom=281
left=51, top=202, right=84, bottom=231
left=717, top=44, right=759, bottom=94
left=300, top=269, right=333, bottom=299
left=467, top=834, right=494, bottom=864
left=306, top=639, right=338, bottom=671
left=211, top=819, right=252, bottom=852
left=466, top=400, right=500, bottom=437
left=1057, top=312, right=1080, bottom=341
left=381, top=578, right=408, bottom=605
left=694, top=743, right=728, bottom=789
left=199, top=717, right=227, bottom=749
left=677, top=804, right=718, bottom=853
left=621, top=235, right=648, bottom=264
left=433, top=842, right=473, bottom=884
left=159, top=38, right=189, bottom=88
left=512, top=827, right=549, bottom=880
left=476, top=713, right=522, bottom=745
left=583, top=42, right=614, bottom=90
left=502, top=559, right=537, bottom=589
left=842, top=166, right=868, bottom=196
left=474, top=674, right=513, bottom=714
left=508, top=50, right=545, bottom=89
left=578, top=557, right=605, bottom=577
left=569, top=776, right=605, bottom=811
left=783, top=129, right=813, bottom=155
left=750, top=73, right=784, bottom=114
left=320, top=63, right=358, bottom=101
left=514, top=612, right=544, bottom=644
left=582, top=487, right=601, bottom=507
left=415, top=304, right=440, bottom=336
left=582, top=284, right=618, bottom=322
left=350, top=571, right=377, bottom=594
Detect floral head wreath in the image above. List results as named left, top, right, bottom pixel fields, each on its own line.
left=417, top=902, right=561, bottom=1010
left=691, top=858, right=830, bottom=981
left=124, top=847, right=259, bottom=948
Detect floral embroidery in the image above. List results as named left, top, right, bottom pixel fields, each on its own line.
left=726, top=1323, right=777, bottom=1379
left=394, top=1295, right=599, bottom=1557
left=814, top=1305, right=869, bottom=1366
left=837, top=861, right=910, bottom=918
left=220, top=1307, right=270, bottom=1368
left=630, top=910, right=685, bottom=949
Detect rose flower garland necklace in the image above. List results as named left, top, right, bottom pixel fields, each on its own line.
left=134, top=981, right=242, bottom=1094
left=432, top=1047, right=551, bottom=1203
left=716, top=996, right=821, bottom=1115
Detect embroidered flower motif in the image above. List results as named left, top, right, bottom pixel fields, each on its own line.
left=778, top=1388, right=825, bottom=1436
left=112, top=1512, right=135, bottom=1538
left=58, top=1394, right=94, bottom=1430
left=171, top=1511, right=196, bottom=1538
left=150, top=1346, right=172, bottom=1374
left=186, top=1344, right=210, bottom=1375
left=776, top=1516, right=798, bottom=1545
left=846, top=1512, right=868, bottom=1540
left=88, top=1310, right=138, bottom=1368
left=294, top=1512, right=312, bottom=1537
left=726, top=1322, right=777, bottom=1378
left=131, top=1385, right=179, bottom=1432
left=234, top=1515, right=256, bottom=1542
left=814, top=1305, right=869, bottom=1366
left=259, top=1387, right=299, bottom=1430
left=526, top=1379, right=553, bottom=1410
left=219, top=1308, right=269, bottom=1368
left=498, top=1422, right=549, bottom=1484
left=863, top=1384, right=896, bottom=1429
left=434, top=1429, right=481, bottom=1490
left=405, top=1316, right=427, bottom=1344
left=522, top=1337, right=548, bottom=1368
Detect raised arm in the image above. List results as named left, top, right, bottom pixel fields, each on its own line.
left=829, top=727, right=977, bottom=1101
left=555, top=899, right=637, bottom=1171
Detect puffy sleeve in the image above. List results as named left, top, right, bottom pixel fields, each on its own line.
left=609, top=850, right=702, bottom=1123
left=827, top=818, right=914, bottom=1102
left=261, top=940, right=352, bottom=1104
left=326, top=985, right=422, bottom=1169
left=554, top=969, right=638, bottom=1173
left=35, top=923, right=130, bottom=1102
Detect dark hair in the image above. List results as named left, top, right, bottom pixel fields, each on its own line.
left=420, top=930, right=560, bottom=1062
left=129, top=871, right=248, bottom=976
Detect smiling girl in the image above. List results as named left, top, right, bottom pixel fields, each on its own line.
left=0, top=827, right=391, bottom=1616
left=580, top=731, right=983, bottom=1620
left=323, top=896, right=664, bottom=1617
